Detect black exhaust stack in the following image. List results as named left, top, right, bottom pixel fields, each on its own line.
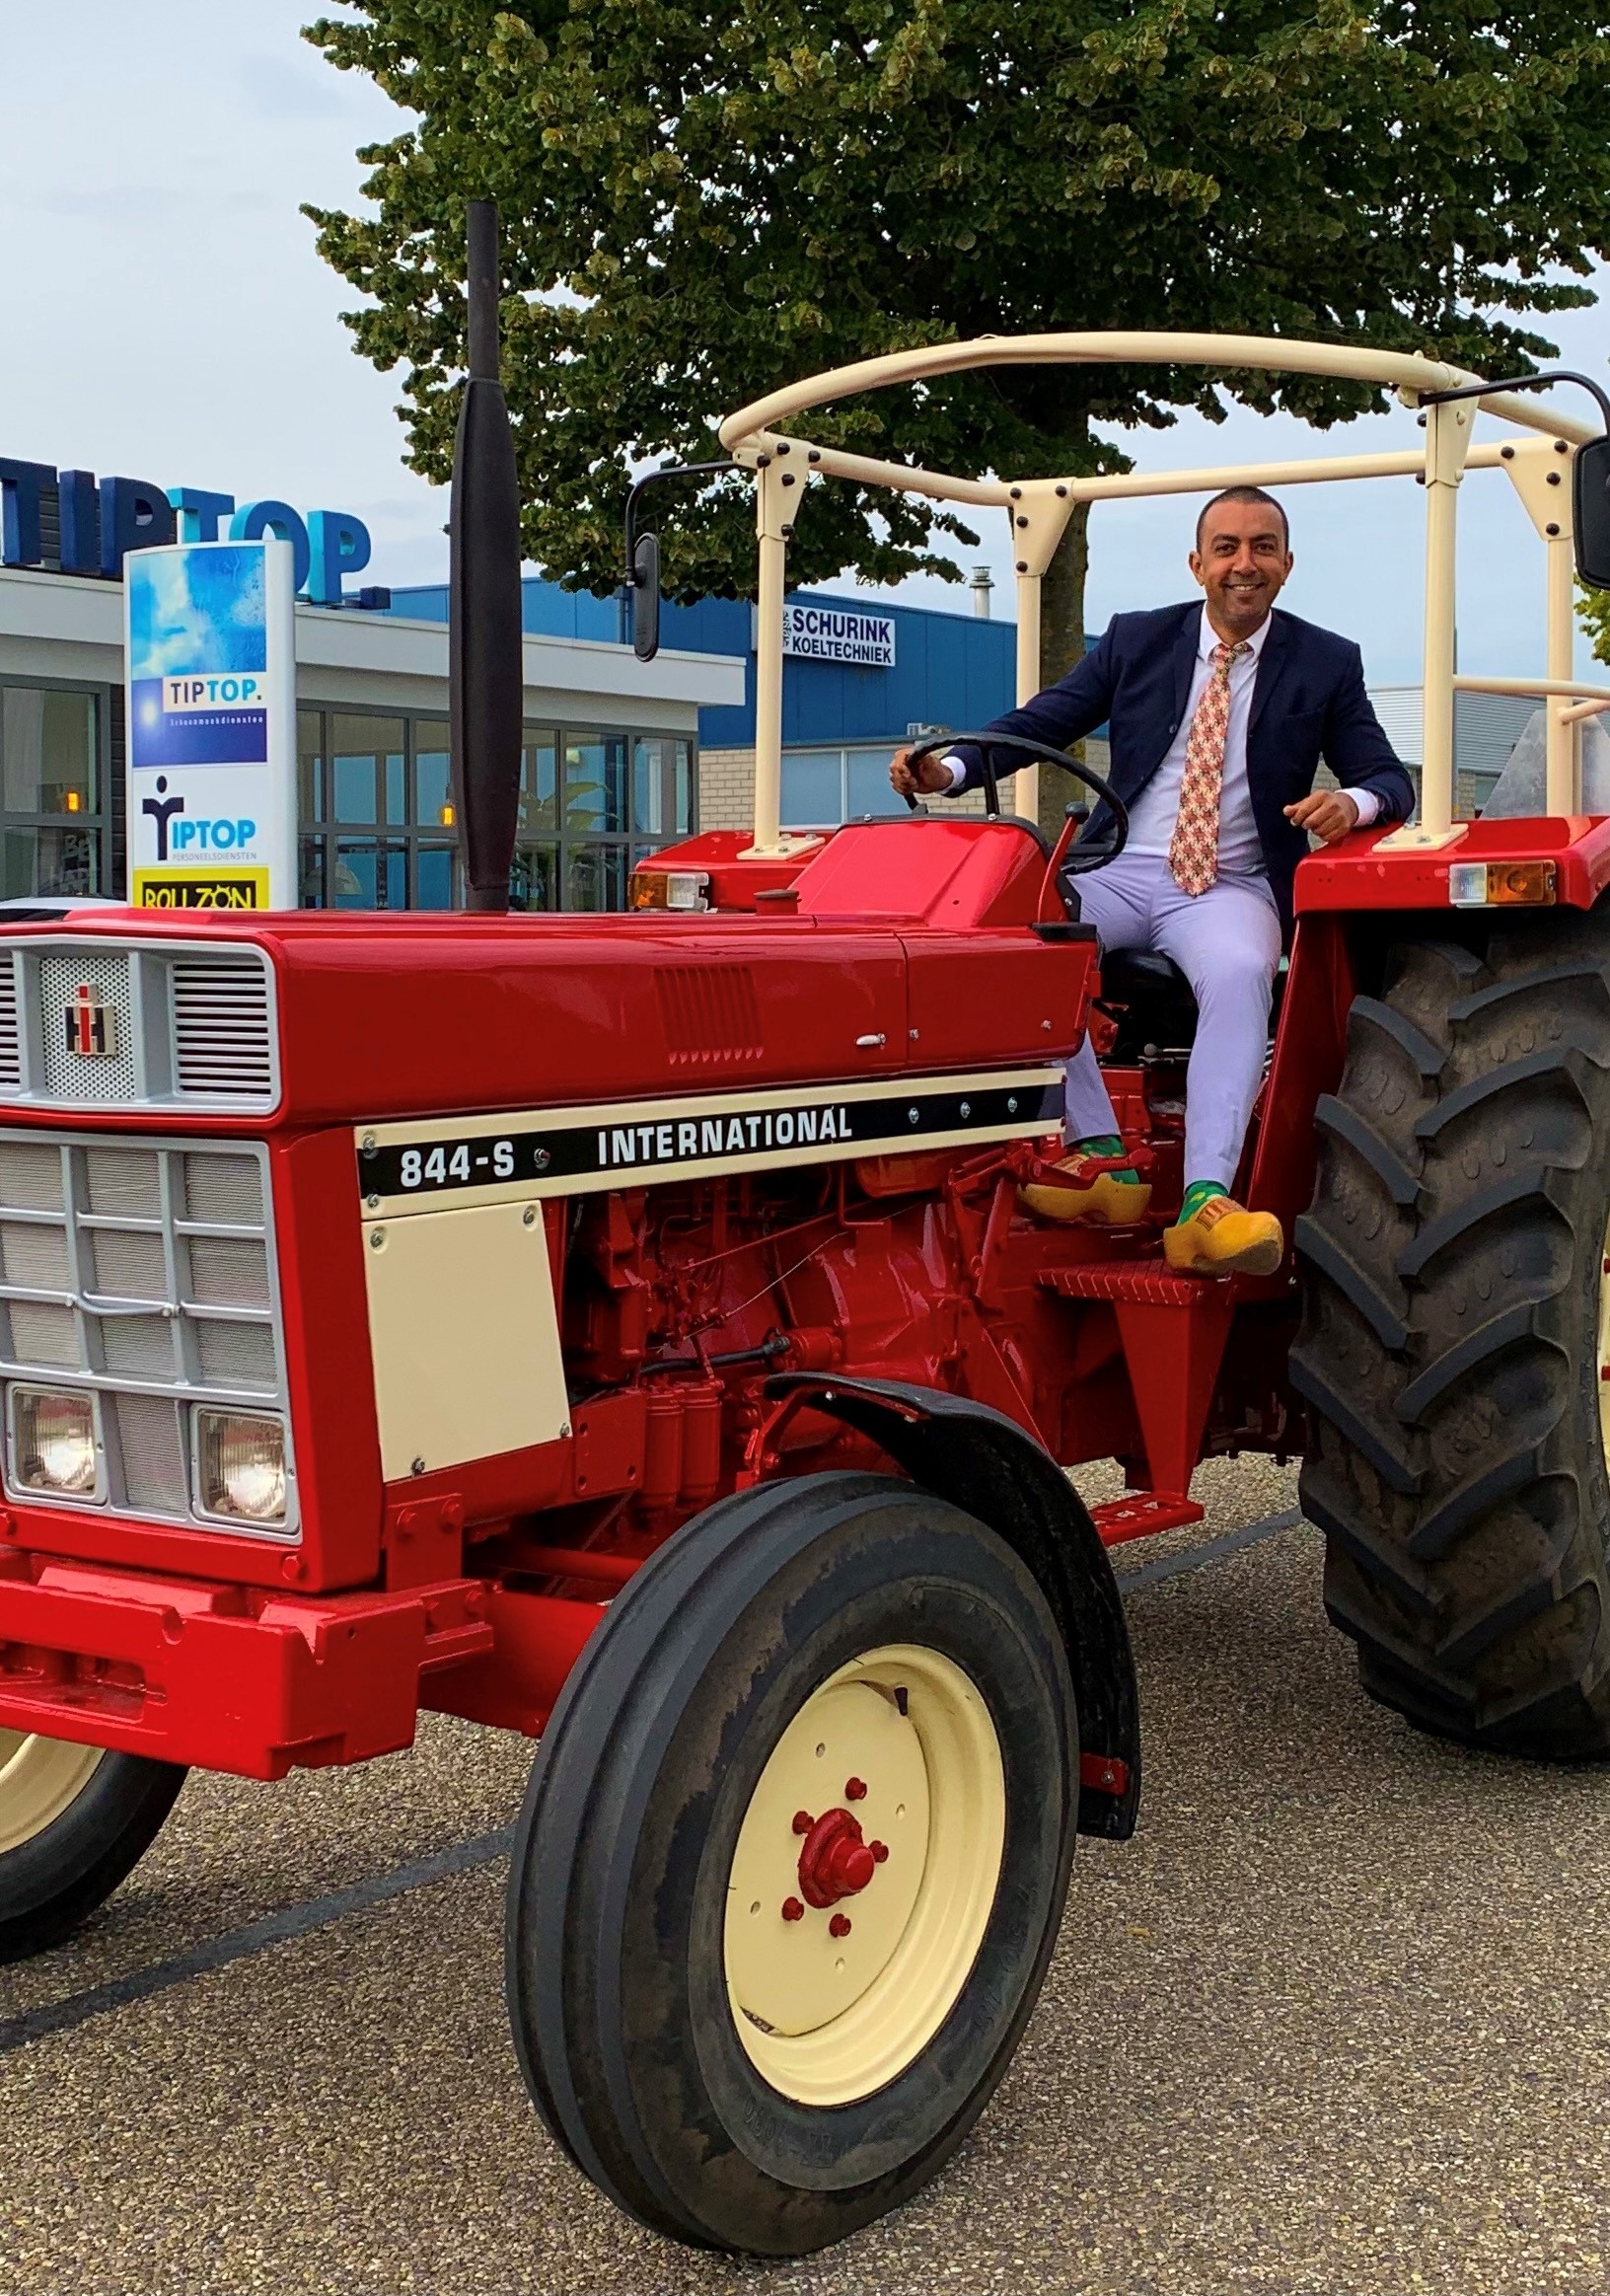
left=450, top=201, right=523, bottom=913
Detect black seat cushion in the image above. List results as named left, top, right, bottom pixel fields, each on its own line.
left=1096, top=949, right=1199, bottom=1058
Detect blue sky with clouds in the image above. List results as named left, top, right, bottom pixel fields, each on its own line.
left=2, top=1, right=1606, bottom=684
left=128, top=547, right=268, bottom=682
left=1, top=4, right=448, bottom=587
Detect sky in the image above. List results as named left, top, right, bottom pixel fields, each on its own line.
left=0, top=3, right=448, bottom=589
left=2, top=1, right=1607, bottom=686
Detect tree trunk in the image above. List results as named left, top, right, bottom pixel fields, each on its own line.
left=1034, top=496, right=1090, bottom=839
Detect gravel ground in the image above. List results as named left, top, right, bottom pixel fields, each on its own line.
left=5, top=1455, right=1610, bottom=2295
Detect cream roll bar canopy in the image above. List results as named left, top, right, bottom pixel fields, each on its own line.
left=708, top=332, right=1609, bottom=856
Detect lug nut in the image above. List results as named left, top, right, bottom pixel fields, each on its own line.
left=844, top=1777, right=867, bottom=1801
left=829, top=1913, right=852, bottom=1939
left=792, top=1810, right=813, bottom=1835
left=781, top=1897, right=805, bottom=1922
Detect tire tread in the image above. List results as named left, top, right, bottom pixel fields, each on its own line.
left=1297, top=916, right=1610, bottom=1756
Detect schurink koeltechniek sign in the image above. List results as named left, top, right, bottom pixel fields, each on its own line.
left=781, top=604, right=897, bottom=667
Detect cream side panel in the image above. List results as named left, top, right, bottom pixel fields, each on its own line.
left=362, top=1200, right=567, bottom=1482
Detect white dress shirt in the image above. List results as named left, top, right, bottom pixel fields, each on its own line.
left=944, top=604, right=1380, bottom=863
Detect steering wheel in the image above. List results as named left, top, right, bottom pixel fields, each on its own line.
left=900, top=731, right=1129, bottom=876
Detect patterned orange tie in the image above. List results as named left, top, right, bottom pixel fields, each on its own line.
left=1168, top=639, right=1251, bottom=897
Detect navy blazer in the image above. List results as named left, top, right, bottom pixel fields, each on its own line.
left=949, top=601, right=1416, bottom=934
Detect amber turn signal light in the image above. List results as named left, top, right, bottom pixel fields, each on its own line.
left=1447, top=860, right=1557, bottom=909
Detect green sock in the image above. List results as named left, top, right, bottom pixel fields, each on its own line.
left=1075, top=1133, right=1141, bottom=1184
left=1178, top=1179, right=1228, bottom=1224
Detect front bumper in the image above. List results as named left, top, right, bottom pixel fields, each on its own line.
left=0, top=1549, right=495, bottom=1779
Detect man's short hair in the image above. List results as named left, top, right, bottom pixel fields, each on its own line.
left=1195, top=485, right=1289, bottom=552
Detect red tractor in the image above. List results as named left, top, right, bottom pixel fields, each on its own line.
left=4, top=216, right=1610, bottom=2256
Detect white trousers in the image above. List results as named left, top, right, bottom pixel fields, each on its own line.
left=1062, top=852, right=1282, bottom=1190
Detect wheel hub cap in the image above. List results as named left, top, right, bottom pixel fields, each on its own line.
left=723, top=1643, right=1005, bottom=2108
left=795, top=1806, right=882, bottom=1908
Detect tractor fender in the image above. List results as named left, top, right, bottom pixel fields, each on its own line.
left=764, top=1372, right=1141, bottom=1840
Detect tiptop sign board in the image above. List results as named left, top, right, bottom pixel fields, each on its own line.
left=124, top=538, right=297, bottom=912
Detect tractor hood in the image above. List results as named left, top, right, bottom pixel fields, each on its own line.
left=0, top=900, right=1093, bottom=1130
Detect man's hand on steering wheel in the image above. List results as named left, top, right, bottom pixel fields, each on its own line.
left=890, top=731, right=1128, bottom=873
left=889, top=747, right=957, bottom=800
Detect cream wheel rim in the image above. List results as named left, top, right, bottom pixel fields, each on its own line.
left=0, top=1731, right=105, bottom=1855
left=723, top=1643, right=1006, bottom=2108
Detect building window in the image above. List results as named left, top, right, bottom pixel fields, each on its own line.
left=297, top=708, right=461, bottom=912
left=0, top=681, right=107, bottom=899
left=780, top=745, right=907, bottom=830
left=0, top=689, right=695, bottom=911
left=294, top=707, right=695, bottom=912
left=510, top=728, right=695, bottom=911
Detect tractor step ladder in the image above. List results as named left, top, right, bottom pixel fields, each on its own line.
left=1040, top=1260, right=1235, bottom=1543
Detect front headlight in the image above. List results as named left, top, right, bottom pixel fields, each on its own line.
left=195, top=1409, right=287, bottom=1524
left=11, top=1387, right=100, bottom=1497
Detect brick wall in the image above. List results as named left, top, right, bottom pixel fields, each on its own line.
left=696, top=747, right=757, bottom=832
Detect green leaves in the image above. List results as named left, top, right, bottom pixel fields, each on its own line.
left=304, top=0, right=1610, bottom=611
left=1581, top=587, right=1610, bottom=670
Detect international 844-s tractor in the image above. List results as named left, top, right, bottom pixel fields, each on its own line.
left=4, top=208, right=1610, bottom=2256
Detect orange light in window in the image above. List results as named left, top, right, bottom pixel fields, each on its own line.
left=439, top=801, right=456, bottom=827
left=63, top=791, right=82, bottom=813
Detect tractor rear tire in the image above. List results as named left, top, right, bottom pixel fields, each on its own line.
left=0, top=1735, right=184, bottom=1961
left=1293, top=912, right=1610, bottom=1757
left=504, top=1470, right=1078, bottom=2256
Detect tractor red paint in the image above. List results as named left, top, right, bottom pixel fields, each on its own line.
left=0, top=806, right=1591, bottom=1777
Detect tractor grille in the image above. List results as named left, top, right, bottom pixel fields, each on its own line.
left=0, top=940, right=278, bottom=1114
left=171, top=957, right=275, bottom=1099
left=0, top=1131, right=297, bottom=1536
left=39, top=951, right=139, bottom=1102
left=0, top=964, right=20, bottom=1091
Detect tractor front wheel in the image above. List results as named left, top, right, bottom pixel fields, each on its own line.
left=1295, top=913, right=1610, bottom=1756
left=504, top=1471, right=1078, bottom=2256
left=0, top=1734, right=184, bottom=1961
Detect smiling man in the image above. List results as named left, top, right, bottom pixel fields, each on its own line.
left=890, top=486, right=1416, bottom=1277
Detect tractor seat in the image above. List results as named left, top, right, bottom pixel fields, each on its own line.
left=1097, top=949, right=1199, bottom=1058
left=1096, top=948, right=1289, bottom=1060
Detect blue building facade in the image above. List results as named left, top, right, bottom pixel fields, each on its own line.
left=648, top=590, right=1014, bottom=752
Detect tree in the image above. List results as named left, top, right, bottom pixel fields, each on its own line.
left=306, top=0, right=1610, bottom=825
left=1582, top=589, right=1610, bottom=669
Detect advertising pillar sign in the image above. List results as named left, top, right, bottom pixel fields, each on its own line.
left=124, top=538, right=297, bottom=910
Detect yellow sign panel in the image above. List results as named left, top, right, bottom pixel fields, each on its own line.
left=132, top=869, right=269, bottom=912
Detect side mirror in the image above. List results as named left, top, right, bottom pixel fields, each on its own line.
left=632, top=532, right=661, bottom=661
left=1574, top=436, right=1610, bottom=589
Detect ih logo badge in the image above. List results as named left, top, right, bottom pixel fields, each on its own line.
left=65, top=984, right=116, bottom=1059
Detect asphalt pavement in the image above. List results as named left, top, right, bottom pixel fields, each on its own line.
left=5, top=1454, right=1610, bottom=2296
